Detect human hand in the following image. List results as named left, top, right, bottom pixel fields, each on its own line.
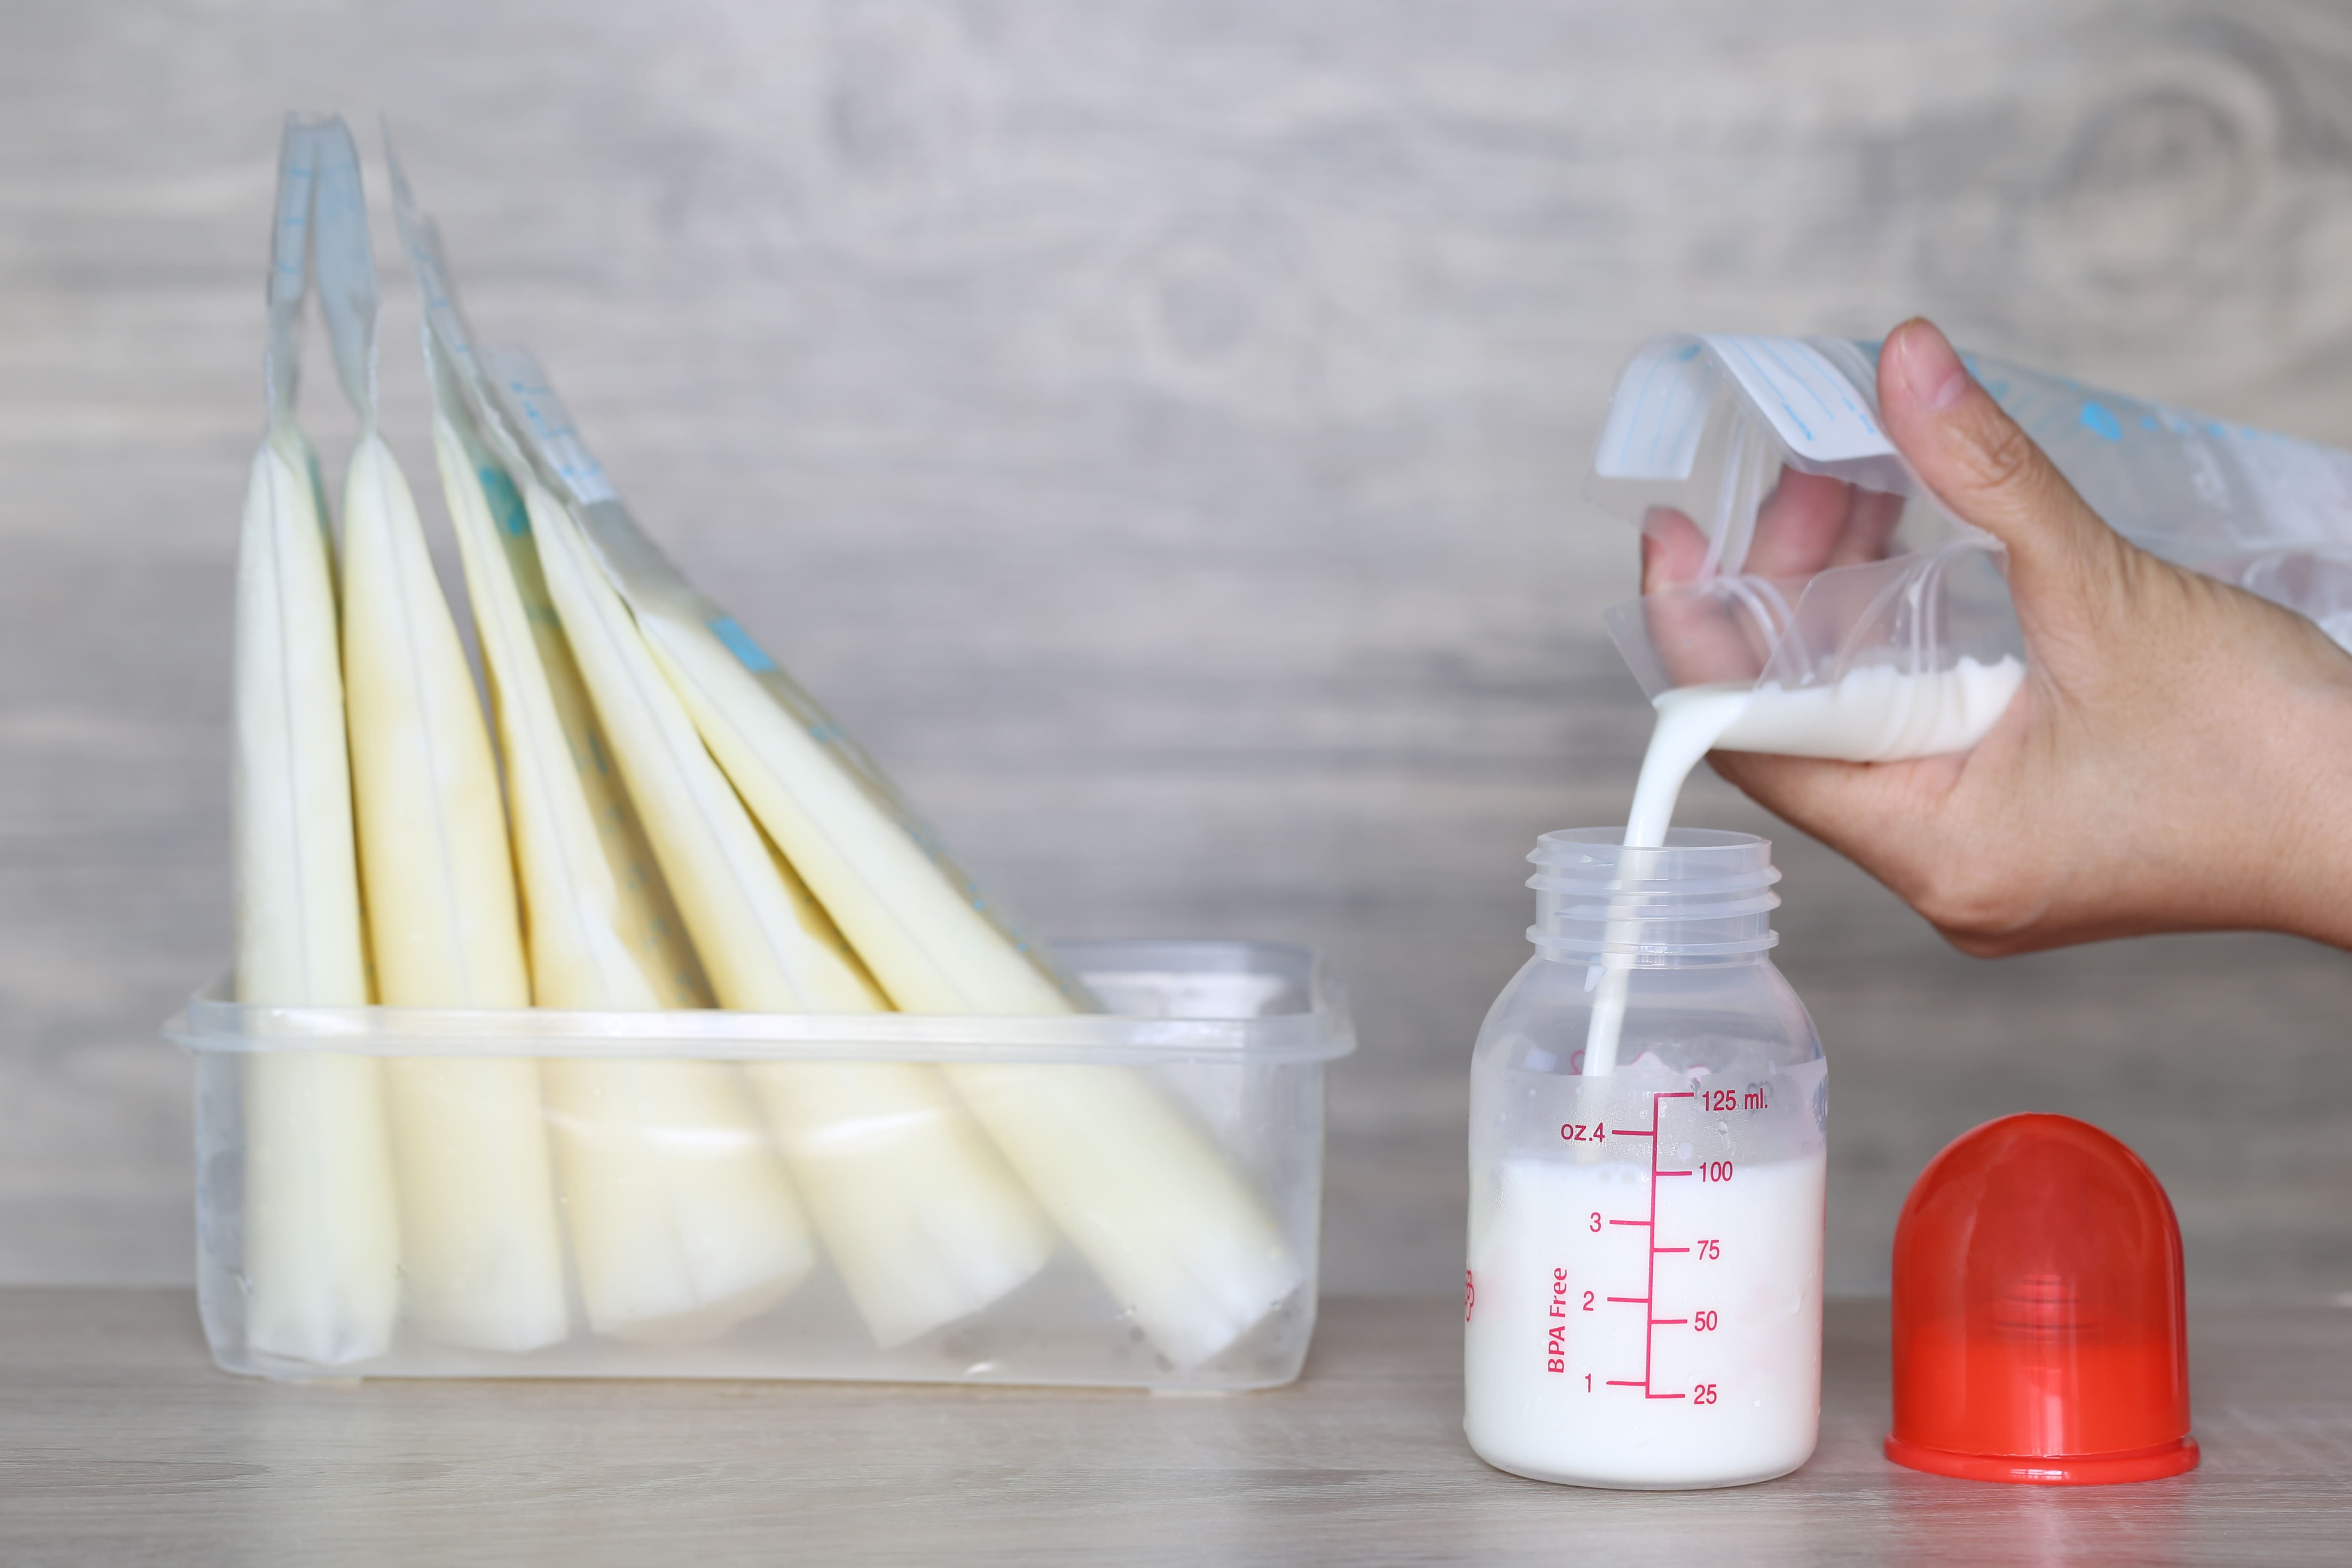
left=1641, top=318, right=2352, bottom=956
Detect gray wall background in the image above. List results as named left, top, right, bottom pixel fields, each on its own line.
left=3, top=0, right=2348, bottom=1299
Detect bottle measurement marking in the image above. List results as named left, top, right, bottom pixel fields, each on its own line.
left=1602, top=1090, right=1708, bottom=1400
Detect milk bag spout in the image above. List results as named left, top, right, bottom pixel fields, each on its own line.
left=1590, top=332, right=2352, bottom=763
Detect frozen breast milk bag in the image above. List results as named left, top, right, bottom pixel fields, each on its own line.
left=490, top=354, right=1301, bottom=1369
left=527, top=482, right=1053, bottom=1348
left=232, top=115, right=400, bottom=1366
left=386, top=152, right=817, bottom=1343
left=431, top=398, right=817, bottom=1341
left=314, top=126, right=569, bottom=1352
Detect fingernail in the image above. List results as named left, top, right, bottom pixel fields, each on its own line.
left=1896, top=321, right=1972, bottom=413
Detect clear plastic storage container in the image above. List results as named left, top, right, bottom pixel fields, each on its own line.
left=1465, top=830, right=1826, bottom=1489
left=171, top=939, right=1352, bottom=1389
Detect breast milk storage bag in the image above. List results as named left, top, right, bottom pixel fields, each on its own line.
left=1465, top=830, right=1826, bottom=1490
left=1593, top=334, right=2352, bottom=766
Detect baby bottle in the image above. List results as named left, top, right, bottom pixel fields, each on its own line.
left=1464, top=828, right=1826, bottom=1489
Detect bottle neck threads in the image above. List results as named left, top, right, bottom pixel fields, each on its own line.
left=1527, top=828, right=1780, bottom=964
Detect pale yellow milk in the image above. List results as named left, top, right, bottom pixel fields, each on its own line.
left=233, top=429, right=400, bottom=1365
left=432, top=417, right=817, bottom=1341
left=341, top=432, right=569, bottom=1352
left=643, top=605, right=1304, bottom=1369
left=528, top=484, right=1055, bottom=1348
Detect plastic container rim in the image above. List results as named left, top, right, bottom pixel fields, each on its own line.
left=166, top=938, right=1357, bottom=1067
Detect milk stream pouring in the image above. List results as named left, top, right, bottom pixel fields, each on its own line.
left=1575, top=654, right=2022, bottom=1079
left=1466, top=830, right=1826, bottom=1489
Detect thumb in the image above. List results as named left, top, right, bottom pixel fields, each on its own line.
left=1879, top=318, right=2122, bottom=606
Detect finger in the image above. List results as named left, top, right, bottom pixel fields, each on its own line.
left=1640, top=506, right=1712, bottom=591
left=1744, top=469, right=1856, bottom=580
left=1642, top=515, right=1776, bottom=686
left=1878, top=318, right=2122, bottom=604
left=1828, top=487, right=1905, bottom=568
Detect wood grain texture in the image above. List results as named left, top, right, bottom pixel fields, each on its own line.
left=2, top=1290, right=2349, bottom=1566
left=1, top=1, right=2350, bottom=1295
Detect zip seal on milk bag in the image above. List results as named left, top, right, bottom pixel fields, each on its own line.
left=1590, top=334, right=2352, bottom=764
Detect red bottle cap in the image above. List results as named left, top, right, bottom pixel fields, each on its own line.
left=1885, top=1113, right=2197, bottom=1485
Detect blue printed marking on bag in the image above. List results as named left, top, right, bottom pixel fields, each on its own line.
left=476, top=465, right=530, bottom=538
left=710, top=616, right=777, bottom=673
left=1700, top=334, right=1891, bottom=462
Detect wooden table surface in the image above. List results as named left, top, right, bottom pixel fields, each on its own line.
left=3, top=1290, right=2346, bottom=1566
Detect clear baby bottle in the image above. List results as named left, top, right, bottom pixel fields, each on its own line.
left=1464, top=828, right=1827, bottom=1489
